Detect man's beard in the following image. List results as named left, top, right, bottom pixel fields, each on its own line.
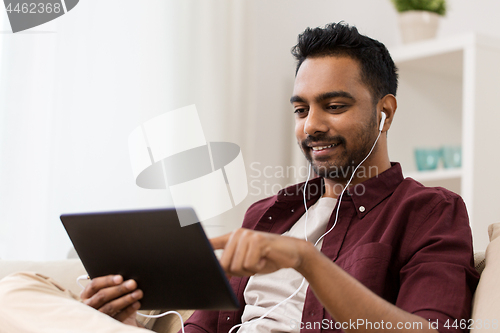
left=300, top=115, right=378, bottom=182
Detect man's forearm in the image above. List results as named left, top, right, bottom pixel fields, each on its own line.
left=296, top=241, right=437, bottom=333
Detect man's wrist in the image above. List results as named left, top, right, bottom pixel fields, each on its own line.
left=295, top=240, right=321, bottom=278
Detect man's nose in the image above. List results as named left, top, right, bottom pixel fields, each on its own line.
left=304, top=107, right=329, bottom=136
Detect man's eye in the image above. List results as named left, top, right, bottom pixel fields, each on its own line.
left=327, top=105, right=346, bottom=110
left=294, top=108, right=308, bottom=115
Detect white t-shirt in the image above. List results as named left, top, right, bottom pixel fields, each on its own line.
left=238, top=197, right=337, bottom=333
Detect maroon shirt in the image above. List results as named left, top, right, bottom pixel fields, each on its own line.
left=184, top=163, right=479, bottom=332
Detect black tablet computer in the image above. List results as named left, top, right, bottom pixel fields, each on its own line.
left=60, top=207, right=239, bottom=311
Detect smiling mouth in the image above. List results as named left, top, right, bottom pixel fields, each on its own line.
left=311, top=144, right=337, bottom=151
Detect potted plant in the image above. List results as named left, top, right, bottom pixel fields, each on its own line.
left=391, top=0, right=447, bottom=43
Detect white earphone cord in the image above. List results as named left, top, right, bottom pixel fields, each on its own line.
left=136, top=311, right=186, bottom=333
left=230, top=124, right=383, bottom=333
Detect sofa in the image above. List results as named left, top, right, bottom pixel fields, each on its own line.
left=1, top=223, right=499, bottom=333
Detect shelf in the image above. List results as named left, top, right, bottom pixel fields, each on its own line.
left=405, top=168, right=462, bottom=182
left=390, top=34, right=473, bottom=63
left=390, top=33, right=500, bottom=64
left=390, top=33, right=500, bottom=79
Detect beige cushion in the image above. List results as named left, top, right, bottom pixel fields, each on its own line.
left=471, top=223, right=500, bottom=330
left=489, top=223, right=500, bottom=243
left=0, top=259, right=87, bottom=295
left=474, top=251, right=486, bottom=274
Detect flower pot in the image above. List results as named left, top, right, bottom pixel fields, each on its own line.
left=398, top=10, right=440, bottom=44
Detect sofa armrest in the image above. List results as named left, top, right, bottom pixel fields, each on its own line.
left=0, top=259, right=87, bottom=296
left=472, top=223, right=500, bottom=326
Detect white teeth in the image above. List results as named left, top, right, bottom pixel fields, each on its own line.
left=312, top=144, right=335, bottom=151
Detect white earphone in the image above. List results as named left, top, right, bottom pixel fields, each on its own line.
left=379, top=111, right=387, bottom=132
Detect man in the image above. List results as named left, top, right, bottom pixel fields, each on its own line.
left=0, top=22, right=478, bottom=332
left=78, top=22, right=479, bottom=332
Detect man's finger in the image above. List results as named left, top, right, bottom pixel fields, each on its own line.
left=229, top=230, right=252, bottom=275
left=244, top=234, right=267, bottom=272
left=83, top=279, right=139, bottom=310
left=210, top=232, right=232, bottom=250
left=218, top=231, right=240, bottom=272
left=81, top=275, right=123, bottom=299
left=98, top=289, right=143, bottom=317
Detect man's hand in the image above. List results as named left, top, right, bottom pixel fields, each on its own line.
left=210, top=228, right=314, bottom=277
left=80, top=275, right=144, bottom=327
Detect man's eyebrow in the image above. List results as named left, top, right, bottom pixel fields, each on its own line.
left=316, top=91, right=355, bottom=103
left=290, top=95, right=305, bottom=104
left=289, top=91, right=355, bottom=104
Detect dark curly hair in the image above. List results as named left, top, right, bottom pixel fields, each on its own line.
left=291, top=22, right=398, bottom=102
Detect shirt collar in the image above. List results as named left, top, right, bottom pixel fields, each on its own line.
left=276, top=162, right=404, bottom=218
left=348, top=162, right=404, bottom=219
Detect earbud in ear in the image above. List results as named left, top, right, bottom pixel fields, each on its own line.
left=379, top=112, right=387, bottom=132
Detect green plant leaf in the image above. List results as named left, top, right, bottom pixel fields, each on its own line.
left=390, top=0, right=446, bottom=16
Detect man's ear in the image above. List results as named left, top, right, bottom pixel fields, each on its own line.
left=378, top=94, right=397, bottom=133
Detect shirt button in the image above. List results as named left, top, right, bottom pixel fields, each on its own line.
left=268, top=216, right=272, bottom=220
left=291, top=209, right=295, bottom=213
left=359, top=206, right=366, bottom=212
left=284, top=193, right=287, bottom=196
left=226, top=316, right=231, bottom=321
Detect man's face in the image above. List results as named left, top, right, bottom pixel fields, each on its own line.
left=291, top=56, right=379, bottom=181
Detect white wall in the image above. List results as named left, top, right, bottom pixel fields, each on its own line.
left=0, top=0, right=498, bottom=260
left=0, top=1, right=180, bottom=260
